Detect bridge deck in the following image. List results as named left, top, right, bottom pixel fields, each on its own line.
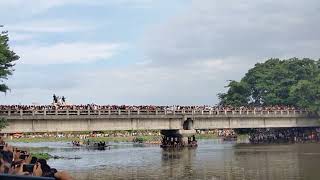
left=0, top=109, right=309, bottom=117
left=0, top=110, right=318, bottom=133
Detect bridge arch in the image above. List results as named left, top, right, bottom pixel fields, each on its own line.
left=183, top=118, right=193, bottom=130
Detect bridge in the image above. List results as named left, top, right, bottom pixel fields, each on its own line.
left=0, top=109, right=319, bottom=133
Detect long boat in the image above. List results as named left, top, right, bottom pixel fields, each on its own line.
left=71, top=141, right=110, bottom=149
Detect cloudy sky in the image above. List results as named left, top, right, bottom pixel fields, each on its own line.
left=0, top=0, right=319, bottom=105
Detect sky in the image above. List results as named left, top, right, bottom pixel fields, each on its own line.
left=0, top=0, right=319, bottom=105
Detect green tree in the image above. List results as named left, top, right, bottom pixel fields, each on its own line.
left=0, top=29, right=19, bottom=93
left=218, top=81, right=250, bottom=106
left=0, top=118, right=8, bottom=130
left=219, top=58, right=320, bottom=113
left=0, top=27, right=19, bottom=130
left=290, top=75, right=320, bottom=113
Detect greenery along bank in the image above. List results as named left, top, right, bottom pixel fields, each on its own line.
left=219, top=58, right=320, bottom=113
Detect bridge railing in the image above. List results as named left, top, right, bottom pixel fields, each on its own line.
left=0, top=109, right=309, bottom=117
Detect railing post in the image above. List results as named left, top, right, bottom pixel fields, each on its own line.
left=20, top=109, right=23, bottom=117
left=224, top=110, right=227, bottom=115
left=173, top=110, right=176, bottom=115
left=66, top=109, right=69, bottom=116
left=281, top=110, right=283, bottom=115
left=108, top=109, right=111, bottom=115
left=77, top=110, right=80, bottom=116
left=232, top=111, right=235, bottom=115
left=209, top=110, right=212, bottom=115
left=98, top=110, right=101, bottom=116
left=202, top=110, right=204, bottom=115
left=164, top=109, right=167, bottom=115
left=128, top=110, right=130, bottom=116
left=55, top=109, right=58, bottom=116
left=239, top=110, right=242, bottom=115
left=8, top=110, right=11, bottom=116
left=32, top=110, right=35, bottom=116
left=253, top=109, right=256, bottom=115
left=118, top=109, right=121, bottom=115
left=217, top=110, right=219, bottom=115
left=138, top=109, right=140, bottom=115
left=88, top=110, right=91, bottom=116
left=155, top=110, right=158, bottom=115
left=44, top=109, right=46, bottom=116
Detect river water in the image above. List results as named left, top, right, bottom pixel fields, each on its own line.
left=11, top=140, right=320, bottom=180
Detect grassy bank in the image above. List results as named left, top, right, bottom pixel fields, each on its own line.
left=5, top=134, right=220, bottom=143
left=31, top=153, right=51, bottom=160
left=195, top=134, right=219, bottom=139
left=237, top=134, right=249, bottom=140
left=4, top=136, right=159, bottom=143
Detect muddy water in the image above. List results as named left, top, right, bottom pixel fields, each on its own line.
left=11, top=140, right=320, bottom=180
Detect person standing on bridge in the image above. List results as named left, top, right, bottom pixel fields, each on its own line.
left=62, top=96, right=66, bottom=105
left=53, top=94, right=58, bottom=104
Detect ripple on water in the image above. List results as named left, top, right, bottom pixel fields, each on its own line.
left=9, top=140, right=320, bottom=180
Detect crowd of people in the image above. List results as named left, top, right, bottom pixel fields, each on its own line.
left=0, top=104, right=303, bottom=112
left=0, top=137, right=73, bottom=179
left=160, top=135, right=198, bottom=148
left=248, top=128, right=320, bottom=143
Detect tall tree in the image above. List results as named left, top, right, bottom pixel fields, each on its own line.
left=0, top=27, right=19, bottom=130
left=219, top=58, right=320, bottom=113
left=0, top=29, right=19, bottom=93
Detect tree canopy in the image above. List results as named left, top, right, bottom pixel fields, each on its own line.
left=0, top=30, right=19, bottom=93
left=218, top=58, right=320, bottom=112
left=0, top=28, right=19, bottom=131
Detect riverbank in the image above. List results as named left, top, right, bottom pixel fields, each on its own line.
left=5, top=134, right=220, bottom=143
left=5, top=136, right=157, bottom=143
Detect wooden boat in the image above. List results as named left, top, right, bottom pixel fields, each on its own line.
left=71, top=141, right=110, bottom=149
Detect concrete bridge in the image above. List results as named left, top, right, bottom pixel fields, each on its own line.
left=0, top=109, right=319, bottom=133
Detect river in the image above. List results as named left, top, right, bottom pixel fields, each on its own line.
left=10, top=140, right=320, bottom=180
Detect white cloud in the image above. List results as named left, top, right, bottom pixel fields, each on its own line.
left=14, top=42, right=121, bottom=65
left=8, top=32, right=35, bottom=41
left=0, top=0, right=79, bottom=16
left=1, top=61, right=234, bottom=105
left=0, top=0, right=157, bottom=18
left=2, top=0, right=320, bottom=105
left=7, top=19, right=96, bottom=33
left=143, top=0, right=320, bottom=66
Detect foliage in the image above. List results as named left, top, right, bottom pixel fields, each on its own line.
left=31, top=153, right=51, bottom=160
left=195, top=134, right=218, bottom=139
left=219, top=58, right=320, bottom=113
left=0, top=117, right=8, bottom=130
left=5, top=135, right=159, bottom=143
left=133, top=136, right=158, bottom=143
left=0, top=29, right=19, bottom=93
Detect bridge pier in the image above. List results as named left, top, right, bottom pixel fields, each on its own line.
left=160, top=118, right=198, bottom=148
left=160, top=129, right=197, bottom=148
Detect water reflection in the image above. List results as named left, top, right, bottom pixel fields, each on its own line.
left=161, top=148, right=196, bottom=179
left=8, top=140, right=320, bottom=180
